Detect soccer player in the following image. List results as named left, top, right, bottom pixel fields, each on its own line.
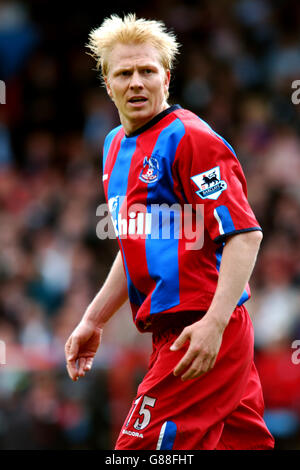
left=65, top=14, right=275, bottom=450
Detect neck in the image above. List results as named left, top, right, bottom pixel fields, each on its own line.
left=121, top=101, right=169, bottom=136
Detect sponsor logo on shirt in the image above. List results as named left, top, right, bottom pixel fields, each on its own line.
left=122, top=429, right=144, bottom=439
left=139, top=156, right=159, bottom=183
left=191, top=166, right=227, bottom=200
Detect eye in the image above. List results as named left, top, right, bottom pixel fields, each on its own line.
left=116, top=70, right=131, bottom=77
left=143, top=69, right=153, bottom=74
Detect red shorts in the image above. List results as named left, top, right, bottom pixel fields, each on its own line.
left=115, top=305, right=275, bottom=450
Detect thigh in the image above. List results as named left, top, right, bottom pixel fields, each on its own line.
left=216, top=362, right=275, bottom=450
left=114, top=361, right=225, bottom=450
left=115, top=306, right=257, bottom=450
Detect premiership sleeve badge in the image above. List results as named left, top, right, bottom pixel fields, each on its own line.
left=191, top=166, right=227, bottom=200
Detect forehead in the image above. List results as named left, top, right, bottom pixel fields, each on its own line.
left=107, top=42, right=163, bottom=72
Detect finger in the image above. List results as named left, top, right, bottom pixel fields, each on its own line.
left=84, top=357, right=94, bottom=371
left=66, top=360, right=79, bottom=381
left=65, top=336, right=79, bottom=363
left=181, top=366, right=201, bottom=381
left=181, top=359, right=206, bottom=381
left=78, top=357, right=94, bottom=377
left=65, top=336, right=80, bottom=376
left=182, top=355, right=214, bottom=381
left=170, top=328, right=190, bottom=351
left=173, top=349, right=197, bottom=377
left=78, top=357, right=86, bottom=377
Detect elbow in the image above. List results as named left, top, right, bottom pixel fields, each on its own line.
left=226, top=229, right=263, bottom=251
left=256, top=230, right=263, bottom=253
left=250, top=229, right=263, bottom=243
left=244, top=230, right=263, bottom=253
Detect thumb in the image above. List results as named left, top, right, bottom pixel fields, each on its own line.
left=170, top=328, right=190, bottom=351
left=66, top=336, right=79, bottom=361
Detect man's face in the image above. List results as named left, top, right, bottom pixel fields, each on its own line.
left=105, top=42, right=170, bottom=134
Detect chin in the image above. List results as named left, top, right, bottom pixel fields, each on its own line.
left=130, top=109, right=153, bottom=121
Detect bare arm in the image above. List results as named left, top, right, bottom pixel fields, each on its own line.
left=171, top=230, right=263, bottom=380
left=82, top=250, right=128, bottom=328
left=65, top=251, right=128, bottom=381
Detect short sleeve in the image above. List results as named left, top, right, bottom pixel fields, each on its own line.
left=173, top=123, right=262, bottom=243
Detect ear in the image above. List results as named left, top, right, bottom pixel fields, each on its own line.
left=104, top=77, right=113, bottom=99
left=164, top=69, right=171, bottom=94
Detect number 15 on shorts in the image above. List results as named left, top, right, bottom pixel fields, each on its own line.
left=126, top=395, right=157, bottom=431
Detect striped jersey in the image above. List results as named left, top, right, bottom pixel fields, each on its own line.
left=102, top=104, right=261, bottom=331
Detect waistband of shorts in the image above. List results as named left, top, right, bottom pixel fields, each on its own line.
left=150, top=310, right=206, bottom=338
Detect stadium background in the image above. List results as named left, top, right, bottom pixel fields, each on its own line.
left=0, top=0, right=300, bottom=450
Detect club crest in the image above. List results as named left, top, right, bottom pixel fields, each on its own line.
left=139, top=156, right=160, bottom=184
left=191, top=166, right=227, bottom=200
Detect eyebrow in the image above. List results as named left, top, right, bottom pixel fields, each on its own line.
left=112, top=63, right=159, bottom=75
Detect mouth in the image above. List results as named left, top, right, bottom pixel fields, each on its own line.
left=128, top=96, right=148, bottom=105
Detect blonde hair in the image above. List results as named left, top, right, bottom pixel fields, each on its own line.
left=87, top=13, right=180, bottom=78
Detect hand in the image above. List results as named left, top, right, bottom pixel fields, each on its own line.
left=170, top=316, right=224, bottom=381
left=65, top=320, right=102, bottom=381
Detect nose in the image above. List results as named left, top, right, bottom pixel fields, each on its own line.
left=129, top=71, right=144, bottom=89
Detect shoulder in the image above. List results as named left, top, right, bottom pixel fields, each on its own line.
left=173, top=107, right=214, bottom=139
left=104, top=124, right=123, bottom=144
left=103, top=125, right=124, bottom=166
left=173, top=107, right=237, bottom=158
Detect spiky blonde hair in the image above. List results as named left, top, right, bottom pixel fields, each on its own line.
left=87, top=13, right=180, bottom=78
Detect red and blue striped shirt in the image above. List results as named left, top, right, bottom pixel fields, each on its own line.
left=102, top=105, right=261, bottom=331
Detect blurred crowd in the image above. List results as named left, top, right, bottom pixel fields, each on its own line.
left=0, top=0, right=300, bottom=449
